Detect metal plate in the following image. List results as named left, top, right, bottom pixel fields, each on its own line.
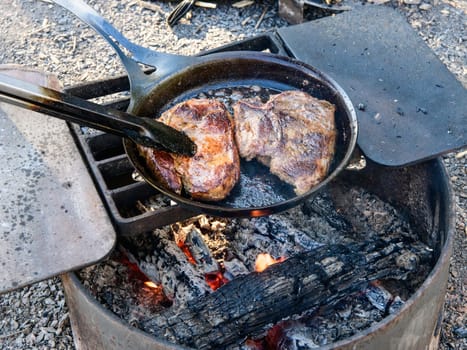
left=0, top=67, right=116, bottom=294
left=277, top=5, right=467, bottom=166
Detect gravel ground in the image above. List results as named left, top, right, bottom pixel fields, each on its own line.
left=0, top=0, right=465, bottom=349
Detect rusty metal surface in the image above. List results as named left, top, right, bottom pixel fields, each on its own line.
left=61, top=273, right=189, bottom=350
left=277, top=5, right=467, bottom=166
left=0, top=67, right=115, bottom=294
left=61, top=158, right=454, bottom=349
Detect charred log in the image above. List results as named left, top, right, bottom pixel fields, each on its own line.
left=142, top=238, right=432, bottom=349
left=122, top=227, right=212, bottom=303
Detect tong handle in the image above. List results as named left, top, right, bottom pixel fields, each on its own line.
left=0, top=73, right=196, bottom=156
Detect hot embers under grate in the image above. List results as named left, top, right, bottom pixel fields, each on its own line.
left=62, top=155, right=453, bottom=350
left=77, top=176, right=435, bottom=349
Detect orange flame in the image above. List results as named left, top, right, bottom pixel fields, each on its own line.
left=144, top=281, right=160, bottom=289
left=255, top=253, right=286, bottom=272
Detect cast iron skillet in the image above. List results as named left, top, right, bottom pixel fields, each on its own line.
left=53, top=0, right=358, bottom=218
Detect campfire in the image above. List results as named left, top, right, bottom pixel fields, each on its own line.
left=78, top=177, right=434, bottom=349
left=44, top=10, right=456, bottom=348
left=0, top=1, right=462, bottom=349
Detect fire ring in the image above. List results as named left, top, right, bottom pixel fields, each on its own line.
left=61, top=158, right=454, bottom=350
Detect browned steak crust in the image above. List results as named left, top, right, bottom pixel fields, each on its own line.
left=233, top=91, right=336, bottom=195
left=138, top=99, right=240, bottom=201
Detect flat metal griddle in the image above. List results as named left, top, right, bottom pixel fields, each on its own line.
left=0, top=68, right=115, bottom=294
left=277, top=5, right=466, bottom=166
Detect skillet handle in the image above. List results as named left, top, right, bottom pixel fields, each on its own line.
left=51, top=0, right=195, bottom=79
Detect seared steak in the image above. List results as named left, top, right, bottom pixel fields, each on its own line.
left=138, top=99, right=240, bottom=201
left=233, top=90, right=336, bottom=195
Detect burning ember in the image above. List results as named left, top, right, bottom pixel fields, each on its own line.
left=255, top=253, right=286, bottom=272
left=205, top=270, right=229, bottom=291
left=78, top=184, right=434, bottom=349
left=115, top=251, right=172, bottom=308
left=172, top=217, right=231, bottom=291
left=175, top=239, right=197, bottom=265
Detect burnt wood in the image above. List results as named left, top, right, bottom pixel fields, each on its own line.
left=123, top=229, right=212, bottom=304
left=142, top=238, right=432, bottom=349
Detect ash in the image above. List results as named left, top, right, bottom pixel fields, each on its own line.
left=78, top=180, right=433, bottom=348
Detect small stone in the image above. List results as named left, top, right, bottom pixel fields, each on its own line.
left=419, top=3, right=432, bottom=10
left=453, top=327, right=467, bottom=338
left=403, top=0, right=421, bottom=4
left=25, top=332, right=36, bottom=345
left=35, top=331, right=45, bottom=344
left=44, top=297, right=54, bottom=305
left=10, top=319, right=19, bottom=330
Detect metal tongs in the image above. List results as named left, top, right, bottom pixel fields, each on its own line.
left=0, top=73, right=196, bottom=156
